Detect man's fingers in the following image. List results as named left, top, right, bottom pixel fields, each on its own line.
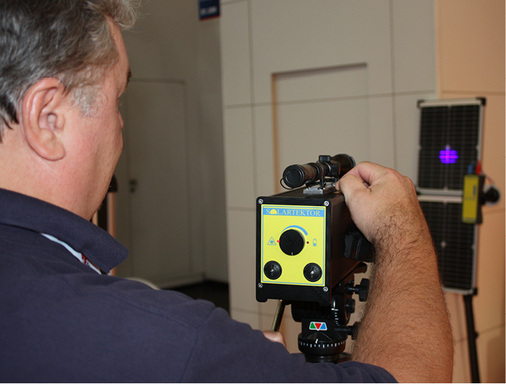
left=338, top=171, right=368, bottom=197
left=262, top=331, right=287, bottom=348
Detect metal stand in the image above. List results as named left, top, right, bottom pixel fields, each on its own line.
left=464, top=290, right=480, bottom=383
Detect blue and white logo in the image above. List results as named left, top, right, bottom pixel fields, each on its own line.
left=263, top=207, right=324, bottom=217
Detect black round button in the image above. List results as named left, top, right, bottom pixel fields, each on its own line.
left=264, top=261, right=282, bottom=280
left=303, top=263, right=322, bottom=282
left=279, top=229, right=305, bottom=256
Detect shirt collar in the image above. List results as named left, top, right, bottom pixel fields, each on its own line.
left=0, top=188, right=128, bottom=273
left=41, top=233, right=103, bottom=274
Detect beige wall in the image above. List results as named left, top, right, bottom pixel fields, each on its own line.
left=435, top=0, right=505, bottom=382
left=221, top=0, right=505, bottom=382
left=221, top=0, right=437, bottom=354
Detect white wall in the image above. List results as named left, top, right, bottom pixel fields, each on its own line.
left=220, top=0, right=437, bottom=353
left=115, top=0, right=228, bottom=284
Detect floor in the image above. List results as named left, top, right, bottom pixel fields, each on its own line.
left=172, top=281, right=230, bottom=313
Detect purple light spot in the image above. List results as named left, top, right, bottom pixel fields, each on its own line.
left=439, top=147, right=458, bottom=164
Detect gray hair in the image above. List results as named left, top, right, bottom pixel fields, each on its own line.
left=0, top=0, right=140, bottom=139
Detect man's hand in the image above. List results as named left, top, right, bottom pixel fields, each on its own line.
left=337, top=161, right=427, bottom=251
left=337, top=162, right=454, bottom=383
left=262, top=331, right=287, bottom=348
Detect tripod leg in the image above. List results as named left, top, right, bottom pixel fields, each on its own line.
left=272, top=300, right=286, bottom=332
left=464, top=293, right=480, bottom=383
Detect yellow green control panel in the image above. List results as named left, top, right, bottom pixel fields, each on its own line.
left=260, top=204, right=327, bottom=287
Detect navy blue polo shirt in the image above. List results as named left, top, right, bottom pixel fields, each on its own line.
left=0, top=188, right=396, bottom=382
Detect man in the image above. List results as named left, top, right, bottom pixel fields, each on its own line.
left=0, top=0, right=453, bottom=382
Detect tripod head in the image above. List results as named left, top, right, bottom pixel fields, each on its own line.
left=291, top=263, right=370, bottom=363
left=256, top=154, right=374, bottom=363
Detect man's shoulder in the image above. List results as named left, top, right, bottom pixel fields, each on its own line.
left=0, top=272, right=221, bottom=381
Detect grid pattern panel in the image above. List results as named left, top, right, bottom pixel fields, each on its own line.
left=418, top=107, right=449, bottom=189
left=448, top=105, right=480, bottom=189
left=418, top=103, right=481, bottom=191
left=421, top=201, right=476, bottom=292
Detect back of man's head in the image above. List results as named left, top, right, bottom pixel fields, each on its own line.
left=0, top=0, right=139, bottom=140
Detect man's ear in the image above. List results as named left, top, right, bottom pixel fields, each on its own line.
left=21, top=78, right=67, bottom=161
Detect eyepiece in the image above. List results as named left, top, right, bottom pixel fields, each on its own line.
left=282, top=163, right=320, bottom=188
left=281, top=154, right=355, bottom=189
left=325, top=154, right=355, bottom=178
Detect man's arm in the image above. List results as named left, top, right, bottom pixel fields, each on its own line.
left=338, top=162, right=453, bottom=383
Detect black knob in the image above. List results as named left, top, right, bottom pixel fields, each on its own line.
left=264, top=261, right=282, bottom=280
left=356, top=279, right=370, bottom=302
left=345, top=279, right=370, bottom=302
left=484, top=186, right=500, bottom=204
left=303, top=263, right=322, bottom=282
left=279, top=229, right=305, bottom=256
left=346, top=298, right=356, bottom=314
left=344, top=227, right=374, bottom=262
left=348, top=322, right=361, bottom=340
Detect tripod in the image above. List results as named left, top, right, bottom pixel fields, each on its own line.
left=272, top=263, right=370, bottom=363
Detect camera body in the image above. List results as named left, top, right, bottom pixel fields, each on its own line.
left=256, top=188, right=371, bottom=305
left=255, top=154, right=373, bottom=363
